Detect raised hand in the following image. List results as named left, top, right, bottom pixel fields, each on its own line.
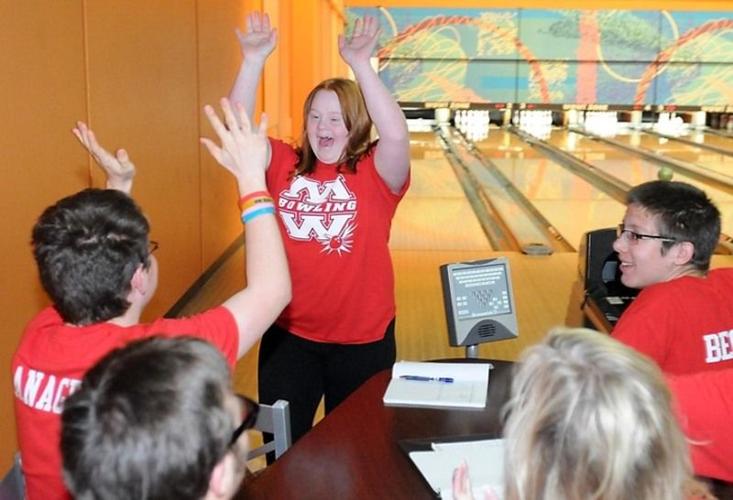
left=200, top=98, right=268, bottom=194
left=236, top=11, right=277, bottom=63
left=72, top=122, right=135, bottom=194
left=451, top=462, right=500, bottom=500
left=338, top=15, right=380, bottom=68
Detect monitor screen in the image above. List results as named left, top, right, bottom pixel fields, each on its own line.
left=451, top=262, right=513, bottom=320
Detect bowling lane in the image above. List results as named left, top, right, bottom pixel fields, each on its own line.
left=474, top=128, right=626, bottom=249
left=612, top=130, right=733, bottom=179
left=390, top=131, right=492, bottom=251
left=685, top=130, right=733, bottom=150
left=553, top=128, right=733, bottom=235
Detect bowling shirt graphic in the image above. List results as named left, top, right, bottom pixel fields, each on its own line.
left=276, top=174, right=357, bottom=255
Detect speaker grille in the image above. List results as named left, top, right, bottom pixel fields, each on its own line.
left=477, top=323, right=496, bottom=338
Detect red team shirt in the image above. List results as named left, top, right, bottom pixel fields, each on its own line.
left=613, top=269, right=733, bottom=480
left=12, top=306, right=238, bottom=500
left=667, top=370, right=733, bottom=482
left=612, top=268, right=733, bottom=374
left=266, top=138, right=408, bottom=344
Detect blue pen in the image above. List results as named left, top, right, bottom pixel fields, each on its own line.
left=400, top=375, right=454, bottom=383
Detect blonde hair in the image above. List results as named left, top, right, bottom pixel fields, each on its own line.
left=503, top=328, right=690, bottom=500
left=296, top=78, right=373, bottom=176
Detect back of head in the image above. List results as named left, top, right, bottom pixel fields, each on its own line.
left=298, top=78, right=373, bottom=175
left=627, top=180, right=720, bottom=271
left=503, top=328, right=689, bottom=500
left=61, top=337, right=232, bottom=500
left=32, top=188, right=151, bottom=325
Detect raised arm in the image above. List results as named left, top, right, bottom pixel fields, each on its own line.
left=229, top=11, right=277, bottom=124
left=72, top=122, right=135, bottom=194
left=339, top=15, right=410, bottom=193
left=201, top=98, right=291, bottom=358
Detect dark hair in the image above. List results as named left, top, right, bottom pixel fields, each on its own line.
left=295, top=78, right=374, bottom=176
left=627, top=180, right=720, bottom=271
left=32, top=188, right=150, bottom=325
left=61, top=336, right=232, bottom=500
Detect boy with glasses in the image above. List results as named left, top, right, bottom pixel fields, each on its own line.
left=12, top=100, right=290, bottom=499
left=61, top=336, right=258, bottom=500
left=611, top=180, right=732, bottom=374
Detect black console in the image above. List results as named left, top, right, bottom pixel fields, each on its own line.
left=578, top=228, right=639, bottom=329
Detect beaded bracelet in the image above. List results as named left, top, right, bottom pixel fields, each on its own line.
left=241, top=205, right=276, bottom=224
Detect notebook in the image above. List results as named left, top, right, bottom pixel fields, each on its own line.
left=382, top=361, right=492, bottom=409
left=401, top=436, right=505, bottom=499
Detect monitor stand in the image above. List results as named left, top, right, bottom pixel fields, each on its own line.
left=465, top=344, right=479, bottom=359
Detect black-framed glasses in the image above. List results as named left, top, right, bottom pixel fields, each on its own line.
left=148, top=240, right=160, bottom=255
left=229, top=394, right=260, bottom=446
left=616, top=224, right=677, bottom=243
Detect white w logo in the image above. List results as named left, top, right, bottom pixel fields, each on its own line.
left=282, top=175, right=352, bottom=203
left=277, top=175, right=357, bottom=254
left=280, top=213, right=352, bottom=241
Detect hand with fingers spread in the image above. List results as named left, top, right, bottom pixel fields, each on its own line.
left=72, top=122, right=135, bottom=194
left=200, top=98, right=269, bottom=195
left=338, top=15, right=380, bottom=69
left=236, top=11, right=277, bottom=64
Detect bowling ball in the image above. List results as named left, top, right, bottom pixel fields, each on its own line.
left=657, top=167, right=674, bottom=181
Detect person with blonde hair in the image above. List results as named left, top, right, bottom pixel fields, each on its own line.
left=453, top=328, right=706, bottom=500
left=229, top=12, right=410, bottom=446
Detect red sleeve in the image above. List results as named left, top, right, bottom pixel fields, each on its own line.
left=667, top=371, right=733, bottom=482
left=611, top=288, right=671, bottom=365
left=146, top=307, right=239, bottom=367
left=266, top=137, right=298, bottom=185
left=367, top=141, right=411, bottom=202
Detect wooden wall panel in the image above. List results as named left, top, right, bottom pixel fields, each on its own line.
left=0, top=0, right=88, bottom=473
left=263, top=0, right=285, bottom=138
left=274, top=1, right=295, bottom=142
left=0, top=0, right=268, bottom=473
left=84, top=1, right=201, bottom=320
left=198, top=1, right=254, bottom=268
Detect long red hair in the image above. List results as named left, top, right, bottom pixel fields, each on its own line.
left=295, top=78, right=373, bottom=176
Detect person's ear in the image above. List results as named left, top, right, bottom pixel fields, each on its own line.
left=207, top=453, right=241, bottom=499
left=673, top=241, right=695, bottom=266
left=129, top=263, right=148, bottom=296
left=207, top=457, right=229, bottom=499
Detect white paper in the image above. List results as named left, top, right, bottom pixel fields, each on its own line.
left=382, top=361, right=491, bottom=409
left=409, top=438, right=505, bottom=500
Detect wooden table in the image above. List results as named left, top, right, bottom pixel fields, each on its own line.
left=237, top=360, right=512, bottom=500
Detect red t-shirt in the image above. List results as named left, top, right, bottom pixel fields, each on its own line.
left=667, top=370, right=733, bottom=482
left=12, top=306, right=238, bottom=500
left=266, top=139, right=408, bottom=343
left=612, top=269, right=733, bottom=374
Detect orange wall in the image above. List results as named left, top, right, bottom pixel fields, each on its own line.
left=1, top=0, right=90, bottom=475
left=0, top=0, right=261, bottom=474
left=0, top=0, right=347, bottom=476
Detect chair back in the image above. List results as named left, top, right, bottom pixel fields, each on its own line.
left=246, top=399, right=292, bottom=461
left=0, top=453, right=24, bottom=500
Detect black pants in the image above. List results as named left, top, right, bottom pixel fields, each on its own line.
left=258, top=319, right=396, bottom=448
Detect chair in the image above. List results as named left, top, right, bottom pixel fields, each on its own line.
left=246, top=399, right=292, bottom=462
left=578, top=228, right=639, bottom=330
left=0, top=453, right=24, bottom=500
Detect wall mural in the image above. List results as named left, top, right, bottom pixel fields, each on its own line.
left=347, top=7, right=733, bottom=109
